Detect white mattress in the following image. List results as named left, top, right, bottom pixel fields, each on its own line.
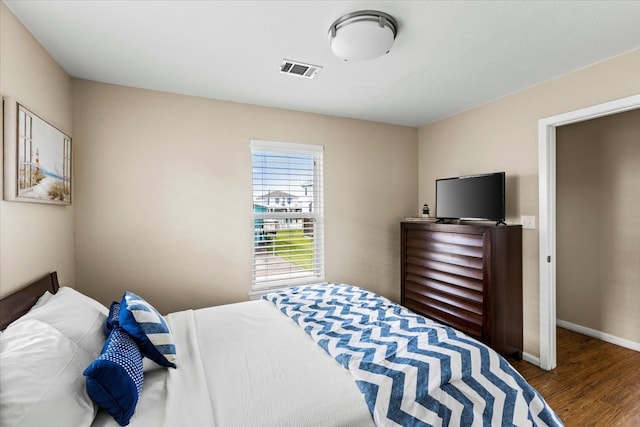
left=92, top=299, right=374, bottom=427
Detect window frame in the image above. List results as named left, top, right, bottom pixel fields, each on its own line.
left=249, top=140, right=325, bottom=297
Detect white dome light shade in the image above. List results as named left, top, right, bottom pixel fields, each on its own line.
left=328, top=11, right=398, bottom=61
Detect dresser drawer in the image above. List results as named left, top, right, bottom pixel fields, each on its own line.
left=401, top=221, right=523, bottom=357
left=404, top=296, right=483, bottom=339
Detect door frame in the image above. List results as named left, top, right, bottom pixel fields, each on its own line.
left=537, top=93, right=640, bottom=371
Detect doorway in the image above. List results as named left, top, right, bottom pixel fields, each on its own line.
left=537, top=93, right=640, bottom=370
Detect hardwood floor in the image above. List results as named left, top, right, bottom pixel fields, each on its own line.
left=510, top=327, right=640, bottom=426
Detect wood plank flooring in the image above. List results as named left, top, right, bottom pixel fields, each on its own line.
left=510, top=327, right=640, bottom=426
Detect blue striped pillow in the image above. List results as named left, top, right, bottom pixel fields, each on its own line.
left=119, top=292, right=177, bottom=368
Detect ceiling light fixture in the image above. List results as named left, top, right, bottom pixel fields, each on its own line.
left=328, top=10, right=398, bottom=61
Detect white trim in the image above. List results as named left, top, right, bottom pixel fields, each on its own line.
left=537, top=93, right=640, bottom=371
left=557, top=319, right=640, bottom=352
left=538, top=120, right=557, bottom=371
left=253, top=274, right=326, bottom=291
left=250, top=139, right=324, bottom=154
left=521, top=352, right=540, bottom=367
left=248, top=281, right=328, bottom=300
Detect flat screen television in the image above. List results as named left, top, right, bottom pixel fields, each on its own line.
left=435, top=172, right=506, bottom=224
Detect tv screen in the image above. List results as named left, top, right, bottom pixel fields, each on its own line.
left=435, top=172, right=505, bottom=222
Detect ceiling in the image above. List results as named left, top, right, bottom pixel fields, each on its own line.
left=4, top=0, right=640, bottom=127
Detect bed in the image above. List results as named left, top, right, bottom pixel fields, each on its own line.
left=0, top=272, right=563, bottom=427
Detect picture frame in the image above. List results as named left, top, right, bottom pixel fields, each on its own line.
left=3, top=97, right=72, bottom=205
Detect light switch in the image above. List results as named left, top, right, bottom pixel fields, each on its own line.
left=521, top=215, right=536, bottom=229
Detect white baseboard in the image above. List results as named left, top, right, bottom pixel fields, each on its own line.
left=557, top=319, right=640, bottom=352
left=521, top=352, right=540, bottom=367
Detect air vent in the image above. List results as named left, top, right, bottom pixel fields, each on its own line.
left=280, top=59, right=322, bottom=79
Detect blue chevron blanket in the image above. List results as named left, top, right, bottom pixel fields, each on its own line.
left=264, top=284, right=563, bottom=427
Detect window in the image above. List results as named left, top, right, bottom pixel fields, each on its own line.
left=250, top=140, right=324, bottom=297
left=17, top=107, right=35, bottom=190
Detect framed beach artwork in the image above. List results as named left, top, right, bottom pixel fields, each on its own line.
left=3, top=97, right=71, bottom=205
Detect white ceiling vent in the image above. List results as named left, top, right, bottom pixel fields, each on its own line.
left=280, top=59, right=322, bottom=79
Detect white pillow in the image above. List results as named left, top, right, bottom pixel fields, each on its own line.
left=0, top=319, right=97, bottom=427
left=12, top=287, right=108, bottom=358
left=30, top=290, right=55, bottom=310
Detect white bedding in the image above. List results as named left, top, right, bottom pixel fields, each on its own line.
left=91, top=299, right=374, bottom=427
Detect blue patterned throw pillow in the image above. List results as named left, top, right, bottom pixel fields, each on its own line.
left=119, top=291, right=177, bottom=368
left=84, top=327, right=143, bottom=426
left=104, top=301, right=121, bottom=335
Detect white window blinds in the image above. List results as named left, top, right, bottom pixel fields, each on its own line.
left=250, top=141, right=324, bottom=294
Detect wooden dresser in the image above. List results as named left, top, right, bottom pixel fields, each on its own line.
left=400, top=221, right=522, bottom=358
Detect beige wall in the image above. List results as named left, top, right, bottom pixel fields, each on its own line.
left=72, top=80, right=418, bottom=313
left=556, top=109, right=640, bottom=343
left=0, top=3, right=74, bottom=296
left=418, top=48, right=640, bottom=357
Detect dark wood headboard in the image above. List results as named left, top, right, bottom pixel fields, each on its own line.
left=0, top=271, right=60, bottom=330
